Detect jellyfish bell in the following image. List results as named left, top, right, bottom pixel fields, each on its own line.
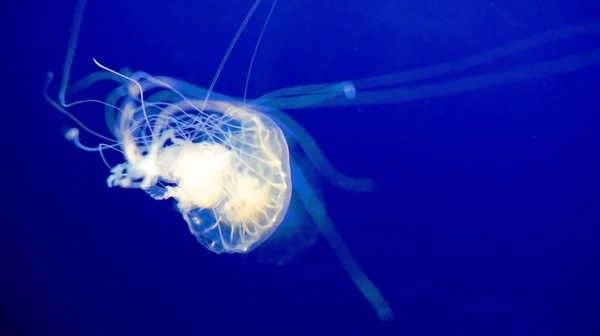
left=174, top=101, right=292, bottom=254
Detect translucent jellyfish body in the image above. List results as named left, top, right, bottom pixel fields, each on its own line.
left=45, top=63, right=392, bottom=320
left=52, top=65, right=294, bottom=254
left=43, top=0, right=392, bottom=318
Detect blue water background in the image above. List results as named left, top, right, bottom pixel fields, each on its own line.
left=4, top=0, right=600, bottom=335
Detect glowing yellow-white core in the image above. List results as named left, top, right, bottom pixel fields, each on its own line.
left=107, top=96, right=292, bottom=254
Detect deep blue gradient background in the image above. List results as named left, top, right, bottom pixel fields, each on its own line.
left=4, top=0, right=600, bottom=335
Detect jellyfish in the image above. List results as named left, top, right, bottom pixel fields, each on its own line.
left=50, top=61, right=296, bottom=254
left=46, top=2, right=294, bottom=256
left=44, top=0, right=393, bottom=321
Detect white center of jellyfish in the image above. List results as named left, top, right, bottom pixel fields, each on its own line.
left=160, top=142, right=234, bottom=210
left=223, top=172, right=269, bottom=226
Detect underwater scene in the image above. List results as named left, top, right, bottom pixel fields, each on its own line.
left=5, top=0, right=600, bottom=335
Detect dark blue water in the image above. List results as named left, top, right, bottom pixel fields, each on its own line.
left=5, top=0, right=600, bottom=335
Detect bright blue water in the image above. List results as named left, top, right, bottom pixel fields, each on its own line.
left=5, top=0, right=600, bottom=335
